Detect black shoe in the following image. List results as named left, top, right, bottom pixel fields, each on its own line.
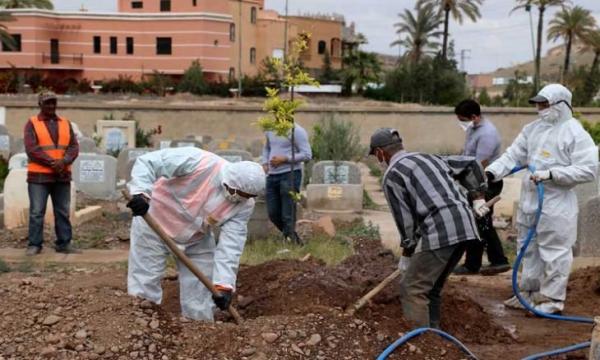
left=480, top=263, right=511, bottom=276
left=55, top=244, right=82, bottom=254
left=452, top=265, right=479, bottom=275
left=26, top=246, right=42, bottom=256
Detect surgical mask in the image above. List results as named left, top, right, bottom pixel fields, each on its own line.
left=458, top=121, right=473, bottom=132
left=538, top=107, right=560, bottom=124
left=224, top=190, right=244, bottom=204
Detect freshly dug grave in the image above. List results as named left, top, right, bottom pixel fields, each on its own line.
left=566, top=265, right=600, bottom=314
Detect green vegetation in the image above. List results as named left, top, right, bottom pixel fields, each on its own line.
left=0, top=156, right=8, bottom=192
left=177, top=60, right=209, bottom=95
left=311, top=114, right=364, bottom=162
left=0, top=258, right=10, bottom=274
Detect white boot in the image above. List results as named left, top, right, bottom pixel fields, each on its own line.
left=503, top=292, right=532, bottom=310
left=534, top=301, right=564, bottom=314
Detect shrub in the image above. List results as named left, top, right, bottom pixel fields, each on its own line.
left=141, top=71, right=175, bottom=97
left=0, top=156, right=8, bottom=192
left=311, top=114, right=364, bottom=162
left=100, top=75, right=142, bottom=94
left=177, top=60, right=209, bottom=95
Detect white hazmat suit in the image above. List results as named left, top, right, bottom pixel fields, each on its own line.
left=487, top=84, right=598, bottom=313
left=127, top=148, right=265, bottom=320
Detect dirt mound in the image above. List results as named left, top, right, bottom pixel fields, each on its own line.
left=566, top=265, right=600, bottom=315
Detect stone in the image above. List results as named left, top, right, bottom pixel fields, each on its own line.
left=79, top=137, right=101, bottom=154
left=116, top=148, right=152, bottom=181
left=311, top=161, right=361, bottom=185
left=72, top=154, right=118, bottom=200
left=207, top=138, right=244, bottom=152
left=11, top=137, right=24, bottom=155
left=247, top=196, right=271, bottom=240
left=215, top=150, right=253, bottom=163
left=0, top=124, right=11, bottom=160
left=306, top=334, right=322, bottom=346
left=240, top=347, right=256, bottom=356
left=247, top=139, right=264, bottom=158
left=575, top=195, right=600, bottom=257
left=261, top=332, right=279, bottom=344
left=8, top=153, right=28, bottom=171
left=3, top=169, right=76, bottom=229
left=42, top=315, right=62, bottom=326
left=314, top=216, right=336, bottom=237
left=149, top=319, right=160, bottom=330
left=574, top=167, right=600, bottom=256
left=170, top=139, right=202, bottom=149
left=40, top=345, right=57, bottom=357
left=96, top=120, right=136, bottom=152
left=306, top=184, right=363, bottom=213
left=291, top=344, right=304, bottom=355
left=158, top=140, right=172, bottom=149
left=75, top=329, right=87, bottom=339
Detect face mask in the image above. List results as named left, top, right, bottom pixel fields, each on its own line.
left=538, top=107, right=560, bottom=123
left=224, top=189, right=245, bottom=204
left=458, top=121, right=473, bottom=132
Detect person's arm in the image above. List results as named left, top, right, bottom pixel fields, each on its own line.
left=291, top=126, right=312, bottom=163
left=441, top=155, right=487, bottom=197
left=24, top=120, right=54, bottom=167
left=474, top=136, right=497, bottom=168
left=261, top=134, right=271, bottom=171
left=127, top=148, right=203, bottom=197
left=63, top=123, right=79, bottom=165
left=384, top=172, right=417, bottom=255
left=549, top=130, right=598, bottom=186
left=486, top=129, right=529, bottom=181
left=212, top=203, right=253, bottom=290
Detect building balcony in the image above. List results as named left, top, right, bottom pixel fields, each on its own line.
left=41, top=53, right=84, bottom=69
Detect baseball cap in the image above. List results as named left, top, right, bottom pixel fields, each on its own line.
left=38, top=91, right=57, bottom=105
left=368, top=128, right=402, bottom=155
left=528, top=94, right=548, bottom=104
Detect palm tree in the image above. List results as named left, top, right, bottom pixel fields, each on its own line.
left=581, top=29, right=600, bottom=78
left=0, top=0, right=54, bottom=9
left=391, top=3, right=443, bottom=64
left=417, top=0, right=483, bottom=60
left=0, top=11, right=15, bottom=50
left=512, top=0, right=569, bottom=92
left=547, top=5, right=596, bottom=79
left=341, top=50, right=381, bottom=94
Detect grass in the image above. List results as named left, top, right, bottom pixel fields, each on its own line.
left=363, top=190, right=379, bottom=211
left=0, top=258, right=10, bottom=273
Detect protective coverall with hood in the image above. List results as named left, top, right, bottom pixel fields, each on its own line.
left=127, top=148, right=265, bottom=321
left=486, top=84, right=598, bottom=313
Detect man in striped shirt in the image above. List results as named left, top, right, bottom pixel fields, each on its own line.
left=369, top=128, right=487, bottom=328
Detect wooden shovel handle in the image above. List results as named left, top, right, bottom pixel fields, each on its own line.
left=346, top=269, right=403, bottom=316
left=123, top=190, right=243, bottom=324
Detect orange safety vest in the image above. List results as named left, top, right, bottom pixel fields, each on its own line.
left=27, top=115, right=72, bottom=174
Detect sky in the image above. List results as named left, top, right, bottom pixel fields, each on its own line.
left=52, top=0, right=600, bottom=74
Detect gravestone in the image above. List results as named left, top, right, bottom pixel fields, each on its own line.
left=117, top=148, right=152, bottom=181
left=247, top=139, right=264, bottom=158
left=207, top=138, right=244, bottom=152
left=573, top=166, right=600, bottom=256
left=247, top=196, right=271, bottom=240
left=8, top=153, right=28, bottom=170
left=96, top=120, right=136, bottom=152
left=158, top=140, right=172, bottom=150
left=216, top=150, right=253, bottom=163
left=311, top=161, right=362, bottom=184
left=0, top=129, right=10, bottom=160
left=306, top=161, right=363, bottom=216
left=11, top=138, right=24, bottom=155
left=72, top=154, right=118, bottom=200
left=79, top=137, right=101, bottom=154
left=4, top=169, right=76, bottom=230
left=171, top=139, right=202, bottom=149
left=576, top=195, right=600, bottom=257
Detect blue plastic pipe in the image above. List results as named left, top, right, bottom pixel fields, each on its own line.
left=375, top=328, right=478, bottom=360
left=521, top=341, right=592, bottom=360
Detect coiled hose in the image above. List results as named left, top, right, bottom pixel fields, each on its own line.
left=376, top=165, right=593, bottom=360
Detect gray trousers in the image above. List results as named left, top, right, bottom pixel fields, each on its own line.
left=400, top=242, right=468, bottom=328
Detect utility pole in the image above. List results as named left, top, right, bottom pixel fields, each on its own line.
left=238, top=0, right=243, bottom=97
left=283, top=0, right=289, bottom=60
left=526, top=5, right=536, bottom=66
left=460, top=49, right=471, bottom=72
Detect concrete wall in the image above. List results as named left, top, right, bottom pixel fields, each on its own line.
left=4, top=100, right=600, bottom=153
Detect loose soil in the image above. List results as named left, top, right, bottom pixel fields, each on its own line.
left=1, top=225, right=598, bottom=359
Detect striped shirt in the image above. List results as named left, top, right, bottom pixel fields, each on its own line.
left=382, top=152, right=482, bottom=254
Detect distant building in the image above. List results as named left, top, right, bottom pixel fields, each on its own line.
left=0, top=0, right=355, bottom=85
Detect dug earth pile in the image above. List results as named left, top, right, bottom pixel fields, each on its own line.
left=3, top=232, right=598, bottom=359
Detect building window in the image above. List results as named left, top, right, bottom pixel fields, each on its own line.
left=93, top=36, right=101, bottom=54
left=160, top=0, right=170, bottom=12
left=110, top=36, right=117, bottom=54
left=131, top=1, right=143, bottom=9
left=331, top=38, right=341, bottom=57
left=229, top=23, right=235, bottom=42
left=318, top=40, right=326, bottom=55
left=156, top=37, right=172, bottom=55
left=2, top=34, right=22, bottom=52
left=250, top=47, right=256, bottom=64
left=229, top=67, right=235, bottom=82
left=126, top=37, right=134, bottom=55
left=250, top=7, right=257, bottom=24
left=192, top=0, right=197, bottom=6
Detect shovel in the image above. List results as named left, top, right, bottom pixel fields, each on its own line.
left=346, top=196, right=502, bottom=316
left=123, top=190, right=243, bottom=325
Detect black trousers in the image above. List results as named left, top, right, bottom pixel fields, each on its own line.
left=465, top=180, right=509, bottom=271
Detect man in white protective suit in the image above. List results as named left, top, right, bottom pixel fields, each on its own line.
left=486, top=84, right=598, bottom=314
left=125, top=147, right=265, bottom=321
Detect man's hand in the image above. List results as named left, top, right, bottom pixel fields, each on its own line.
left=398, top=256, right=411, bottom=272
left=126, top=194, right=150, bottom=217
left=212, top=288, right=233, bottom=310
left=472, top=198, right=490, bottom=218
left=531, top=170, right=552, bottom=184
left=262, top=164, right=269, bottom=173
left=269, top=156, right=288, bottom=168
left=51, top=159, right=66, bottom=174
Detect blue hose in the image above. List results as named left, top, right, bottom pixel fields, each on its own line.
left=375, top=328, right=478, bottom=360
left=376, top=165, right=593, bottom=359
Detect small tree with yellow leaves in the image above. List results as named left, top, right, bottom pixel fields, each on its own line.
left=257, top=33, right=319, bottom=243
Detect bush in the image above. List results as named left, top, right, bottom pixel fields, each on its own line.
left=478, top=88, right=491, bottom=106
left=141, top=71, right=175, bottom=96
left=177, top=60, right=208, bottom=95
left=100, top=75, right=142, bottom=94
left=0, top=156, right=8, bottom=192
left=577, top=113, right=600, bottom=144
left=311, top=114, right=364, bottom=162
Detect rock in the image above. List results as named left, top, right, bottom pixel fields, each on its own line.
left=306, top=334, right=322, bottom=346
left=40, top=345, right=57, bottom=357
left=314, top=216, right=336, bottom=237
left=238, top=295, right=255, bottom=309
left=408, top=343, right=417, bottom=353
left=287, top=330, right=298, bottom=339
left=46, top=334, right=61, bottom=344
left=75, top=329, right=87, bottom=339
left=149, top=319, right=160, bottom=330
left=261, top=332, right=279, bottom=344
left=148, top=343, right=157, bottom=353
left=42, top=315, right=62, bottom=326
left=140, top=300, right=153, bottom=309
left=240, top=347, right=256, bottom=356
left=291, top=344, right=304, bottom=355
left=93, top=345, right=105, bottom=355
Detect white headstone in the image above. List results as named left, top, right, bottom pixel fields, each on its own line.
left=73, top=154, right=118, bottom=199
left=96, top=120, right=136, bottom=152
left=117, top=148, right=151, bottom=181
left=159, top=140, right=172, bottom=150
left=3, top=169, right=76, bottom=230
left=0, top=107, right=5, bottom=126
left=8, top=153, right=28, bottom=171
left=215, top=150, right=253, bottom=163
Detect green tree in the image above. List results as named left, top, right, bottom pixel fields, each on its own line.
left=503, top=70, right=535, bottom=107
left=580, top=29, right=600, bottom=104
left=391, top=3, right=443, bottom=64
left=0, top=12, right=14, bottom=50
left=417, top=0, right=483, bottom=60
left=341, top=50, right=381, bottom=95
left=177, top=60, right=208, bottom=95
left=547, top=5, right=596, bottom=78
left=0, top=0, right=53, bottom=8
left=512, top=0, right=569, bottom=92
left=311, top=114, right=363, bottom=162
left=478, top=88, right=491, bottom=106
